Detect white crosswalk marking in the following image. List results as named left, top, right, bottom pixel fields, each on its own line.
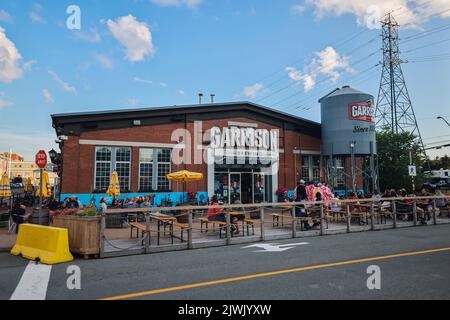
left=10, top=261, right=52, bottom=300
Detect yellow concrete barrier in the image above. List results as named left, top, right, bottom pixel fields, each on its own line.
left=11, top=224, right=74, bottom=265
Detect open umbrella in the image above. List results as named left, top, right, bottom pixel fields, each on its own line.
left=106, top=170, right=120, bottom=197
left=24, top=177, right=34, bottom=192
left=36, top=170, right=51, bottom=198
left=166, top=170, right=203, bottom=182
left=166, top=170, right=203, bottom=204
left=0, top=172, right=11, bottom=197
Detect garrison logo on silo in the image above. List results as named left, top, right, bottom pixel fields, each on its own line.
left=348, top=103, right=375, bottom=122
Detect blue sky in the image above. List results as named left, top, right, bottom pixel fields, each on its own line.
left=0, top=0, right=449, bottom=160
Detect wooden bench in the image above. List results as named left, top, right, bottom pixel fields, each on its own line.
left=129, top=222, right=146, bottom=238
left=129, top=222, right=149, bottom=246
left=168, top=221, right=190, bottom=243
left=243, top=219, right=257, bottom=236
left=199, top=217, right=227, bottom=233
left=295, top=217, right=314, bottom=231
left=351, top=211, right=370, bottom=225
left=437, top=203, right=450, bottom=217
left=270, top=213, right=283, bottom=227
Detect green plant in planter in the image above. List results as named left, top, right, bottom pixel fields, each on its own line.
left=82, top=205, right=100, bottom=217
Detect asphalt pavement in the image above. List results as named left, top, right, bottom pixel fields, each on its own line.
left=1, top=224, right=450, bottom=300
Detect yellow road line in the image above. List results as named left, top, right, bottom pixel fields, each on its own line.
left=99, top=246, right=450, bottom=300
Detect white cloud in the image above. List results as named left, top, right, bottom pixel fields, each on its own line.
left=178, top=90, right=185, bottom=95
left=23, top=60, right=37, bottom=72
left=29, top=4, right=45, bottom=24
left=0, top=10, right=13, bottom=23
left=160, top=82, right=167, bottom=87
left=0, top=27, right=23, bottom=83
left=291, top=4, right=305, bottom=15
left=127, top=98, right=139, bottom=107
left=42, top=89, right=54, bottom=104
left=107, top=15, right=154, bottom=62
left=303, top=0, right=450, bottom=28
left=133, top=76, right=153, bottom=84
left=150, top=0, right=203, bottom=9
left=243, top=83, right=264, bottom=98
left=48, top=70, right=77, bottom=94
left=0, top=92, right=12, bottom=109
left=94, top=53, right=113, bottom=69
left=74, top=28, right=101, bottom=43
left=0, top=130, right=57, bottom=160
left=286, top=46, right=351, bottom=92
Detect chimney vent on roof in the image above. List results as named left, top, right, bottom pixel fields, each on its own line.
left=210, top=94, right=215, bottom=104
left=198, top=93, right=204, bottom=104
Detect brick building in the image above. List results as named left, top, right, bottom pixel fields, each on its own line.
left=51, top=102, right=363, bottom=206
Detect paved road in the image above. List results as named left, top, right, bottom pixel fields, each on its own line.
left=1, top=224, right=450, bottom=300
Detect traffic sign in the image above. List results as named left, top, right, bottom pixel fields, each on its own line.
left=408, top=165, right=417, bottom=177
left=35, top=150, right=48, bottom=169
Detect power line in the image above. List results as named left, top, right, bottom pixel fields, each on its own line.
left=284, top=67, right=381, bottom=113
left=277, top=63, right=380, bottom=112
left=400, top=23, right=450, bottom=44
left=403, top=37, right=450, bottom=53
left=256, top=42, right=379, bottom=104
left=239, top=28, right=371, bottom=96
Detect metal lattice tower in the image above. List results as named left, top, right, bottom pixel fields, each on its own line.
left=375, top=13, right=425, bottom=142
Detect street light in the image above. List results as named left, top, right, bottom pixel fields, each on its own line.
left=48, top=148, right=57, bottom=161
left=437, top=116, right=450, bottom=128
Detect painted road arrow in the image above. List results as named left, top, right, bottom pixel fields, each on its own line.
left=242, top=242, right=309, bottom=252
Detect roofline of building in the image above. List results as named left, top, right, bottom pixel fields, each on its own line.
left=51, top=101, right=321, bottom=129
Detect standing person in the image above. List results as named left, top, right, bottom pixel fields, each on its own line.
left=99, top=197, right=108, bottom=213
left=294, top=180, right=311, bottom=230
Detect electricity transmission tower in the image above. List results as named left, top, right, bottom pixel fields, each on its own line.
left=375, top=12, right=429, bottom=165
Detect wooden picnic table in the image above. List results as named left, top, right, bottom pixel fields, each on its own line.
left=148, top=212, right=176, bottom=245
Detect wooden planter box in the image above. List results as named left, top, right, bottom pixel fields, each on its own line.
left=53, top=215, right=101, bottom=257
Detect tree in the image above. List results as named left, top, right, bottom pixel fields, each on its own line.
left=430, top=155, right=450, bottom=170
left=376, top=128, right=425, bottom=192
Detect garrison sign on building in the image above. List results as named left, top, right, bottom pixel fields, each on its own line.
left=51, top=86, right=376, bottom=206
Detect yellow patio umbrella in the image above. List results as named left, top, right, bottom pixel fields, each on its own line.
left=166, top=170, right=204, bottom=182
left=166, top=170, right=203, bottom=203
left=36, top=170, right=51, bottom=198
left=106, top=170, right=121, bottom=196
left=0, top=172, right=11, bottom=197
left=24, top=177, right=34, bottom=192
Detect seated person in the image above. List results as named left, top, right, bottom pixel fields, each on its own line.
left=435, top=189, right=448, bottom=211
left=311, top=192, right=322, bottom=229
left=417, top=188, right=432, bottom=221
left=11, top=201, right=32, bottom=234
left=48, top=197, right=62, bottom=211
left=330, top=193, right=341, bottom=213
left=65, top=196, right=80, bottom=209
left=207, top=195, right=225, bottom=222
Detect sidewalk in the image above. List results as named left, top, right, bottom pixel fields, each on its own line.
left=0, top=228, right=16, bottom=253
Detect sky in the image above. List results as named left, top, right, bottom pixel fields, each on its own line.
left=0, top=0, right=450, bottom=161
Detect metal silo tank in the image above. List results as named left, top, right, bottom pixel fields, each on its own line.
left=320, top=86, right=376, bottom=156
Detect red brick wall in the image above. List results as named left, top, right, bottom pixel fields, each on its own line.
left=60, top=117, right=325, bottom=194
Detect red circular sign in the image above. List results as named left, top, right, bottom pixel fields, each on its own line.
left=35, top=150, right=47, bottom=169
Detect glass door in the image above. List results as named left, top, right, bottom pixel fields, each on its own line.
left=253, top=173, right=265, bottom=203
left=229, top=173, right=241, bottom=204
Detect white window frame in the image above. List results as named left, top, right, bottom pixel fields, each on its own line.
left=94, top=146, right=132, bottom=192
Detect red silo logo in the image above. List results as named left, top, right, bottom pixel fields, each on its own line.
left=349, top=103, right=375, bottom=122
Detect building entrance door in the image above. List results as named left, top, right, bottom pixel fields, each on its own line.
left=241, top=173, right=253, bottom=204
